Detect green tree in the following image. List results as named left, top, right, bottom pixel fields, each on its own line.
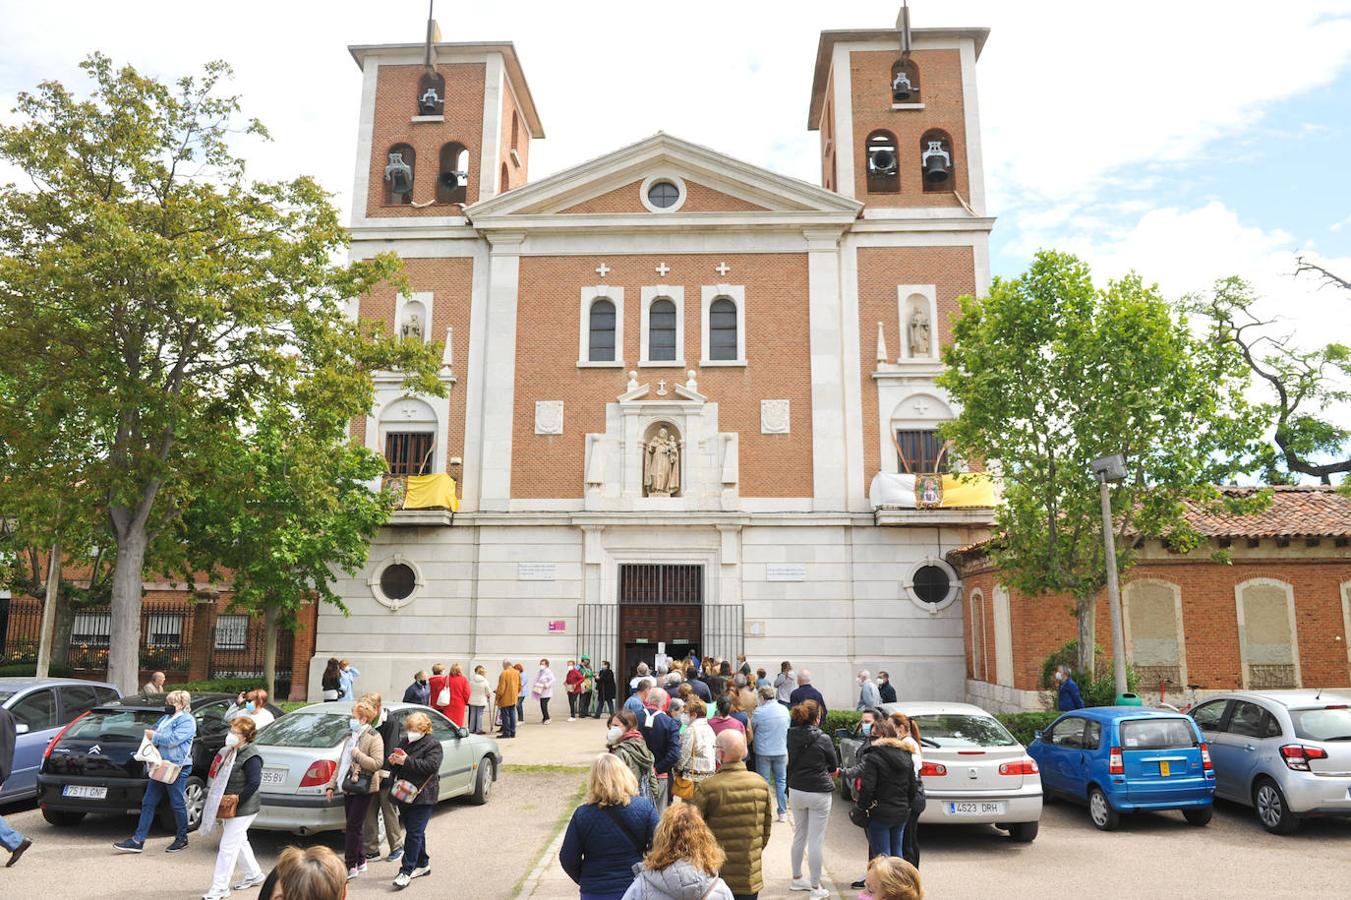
left=0, top=56, right=441, bottom=692
left=1193, top=271, right=1350, bottom=486
left=938, top=251, right=1266, bottom=676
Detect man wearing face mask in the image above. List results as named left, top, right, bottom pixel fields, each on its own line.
left=857, top=670, right=882, bottom=711
left=638, top=686, right=682, bottom=814
left=694, top=730, right=773, bottom=900
left=877, top=671, right=897, bottom=705
left=114, top=690, right=198, bottom=854
left=402, top=670, right=431, bottom=706
left=1054, top=665, right=1085, bottom=711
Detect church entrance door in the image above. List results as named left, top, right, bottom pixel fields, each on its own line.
left=618, top=564, right=702, bottom=684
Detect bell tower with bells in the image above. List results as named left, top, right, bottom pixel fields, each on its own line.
left=348, top=0, right=545, bottom=223
left=808, top=1, right=988, bottom=216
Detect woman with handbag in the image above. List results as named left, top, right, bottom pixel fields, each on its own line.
left=672, top=698, right=716, bottom=801
left=327, top=699, right=384, bottom=880
left=321, top=658, right=343, bottom=701
left=388, top=711, right=443, bottom=889
left=559, top=752, right=660, bottom=900
left=444, top=663, right=471, bottom=728
left=113, top=690, right=197, bottom=854
left=889, top=712, right=926, bottom=867
left=200, top=716, right=266, bottom=900
left=533, top=659, right=557, bottom=724
left=427, top=663, right=451, bottom=719
left=854, top=719, right=919, bottom=869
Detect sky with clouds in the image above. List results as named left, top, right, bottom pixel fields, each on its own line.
left=2, top=0, right=1349, bottom=428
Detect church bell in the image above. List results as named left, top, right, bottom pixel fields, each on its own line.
left=868, top=147, right=899, bottom=176
left=921, top=140, right=952, bottom=184
left=385, top=152, right=414, bottom=200
left=417, top=72, right=445, bottom=116
left=892, top=71, right=915, bottom=102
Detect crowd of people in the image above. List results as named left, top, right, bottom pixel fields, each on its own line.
left=559, top=653, right=926, bottom=900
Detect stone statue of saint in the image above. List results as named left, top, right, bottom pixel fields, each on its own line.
left=908, top=308, right=931, bottom=357
left=644, top=427, right=681, bottom=497
left=402, top=312, right=424, bottom=341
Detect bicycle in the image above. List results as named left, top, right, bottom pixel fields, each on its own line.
left=1157, top=682, right=1202, bottom=714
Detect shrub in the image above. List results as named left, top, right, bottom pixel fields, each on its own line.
left=997, top=711, right=1059, bottom=746
left=169, top=677, right=260, bottom=696
left=823, top=709, right=863, bottom=738
left=0, top=662, right=75, bottom=678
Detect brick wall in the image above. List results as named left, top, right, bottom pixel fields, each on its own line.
left=857, top=245, right=975, bottom=481
left=512, top=253, right=814, bottom=498
left=849, top=48, right=968, bottom=208
left=366, top=63, right=487, bottom=216
left=959, top=553, right=1351, bottom=691
left=558, top=180, right=769, bottom=214
left=357, top=257, right=475, bottom=487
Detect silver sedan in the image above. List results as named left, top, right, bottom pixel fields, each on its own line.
left=250, top=701, right=501, bottom=834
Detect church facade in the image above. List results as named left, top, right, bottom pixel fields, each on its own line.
left=314, top=10, right=996, bottom=709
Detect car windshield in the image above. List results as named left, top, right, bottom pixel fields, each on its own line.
left=1290, top=706, right=1351, bottom=741
left=912, top=714, right=1017, bottom=748
left=256, top=713, right=350, bottom=749
left=1120, top=718, right=1195, bottom=750
left=64, top=709, right=163, bottom=742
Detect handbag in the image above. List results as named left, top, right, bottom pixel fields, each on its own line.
left=217, top=794, right=240, bottom=819
left=343, top=768, right=374, bottom=795
left=322, top=689, right=339, bottom=701
left=147, top=759, right=183, bottom=784
left=672, top=774, right=696, bottom=800
left=390, top=775, right=431, bottom=804
left=436, top=684, right=451, bottom=707
left=849, top=799, right=875, bottom=828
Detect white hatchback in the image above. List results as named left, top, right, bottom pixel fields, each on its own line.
left=839, top=701, right=1043, bottom=842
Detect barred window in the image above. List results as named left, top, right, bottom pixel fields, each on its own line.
left=385, top=432, right=433, bottom=476
left=70, top=612, right=111, bottom=648
left=215, top=614, right=249, bottom=651
left=895, top=430, right=948, bottom=474
left=145, top=613, right=183, bottom=648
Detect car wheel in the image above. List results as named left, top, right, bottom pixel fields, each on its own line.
left=1007, top=820, right=1038, bottom=843
left=42, top=808, right=86, bottom=827
left=1254, top=778, right=1299, bottom=835
left=1088, top=787, right=1119, bottom=831
left=469, top=757, right=495, bottom=805
left=164, top=775, right=208, bottom=833
left=1182, top=806, right=1213, bottom=826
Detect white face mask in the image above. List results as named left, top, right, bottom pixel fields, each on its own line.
left=225, top=733, right=242, bottom=748
left=406, top=730, right=424, bottom=743
left=680, top=713, right=691, bottom=726
left=606, top=725, right=624, bottom=744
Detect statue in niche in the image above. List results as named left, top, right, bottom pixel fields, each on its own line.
left=402, top=311, right=424, bottom=342
left=908, top=307, right=931, bottom=357
left=643, top=427, right=681, bottom=497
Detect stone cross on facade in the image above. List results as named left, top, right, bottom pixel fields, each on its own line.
left=655, top=262, right=670, bottom=277
left=715, top=261, right=731, bottom=276
left=656, top=378, right=668, bottom=396
left=912, top=397, right=931, bottom=415
left=595, top=262, right=611, bottom=277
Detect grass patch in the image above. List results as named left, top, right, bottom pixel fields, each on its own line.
left=502, top=763, right=589, bottom=775
left=277, top=700, right=310, bottom=713
left=510, top=772, right=587, bottom=897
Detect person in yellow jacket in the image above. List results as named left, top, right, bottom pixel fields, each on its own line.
left=495, top=660, right=522, bottom=739
left=693, top=730, right=774, bottom=899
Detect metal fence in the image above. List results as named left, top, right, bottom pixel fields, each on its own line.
left=576, top=604, right=619, bottom=670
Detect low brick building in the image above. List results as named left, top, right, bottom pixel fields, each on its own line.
left=949, top=486, right=1351, bottom=712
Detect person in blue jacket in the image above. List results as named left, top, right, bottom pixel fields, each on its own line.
left=638, top=687, right=681, bottom=814
left=114, top=690, right=198, bottom=853
left=559, top=753, right=660, bottom=900
left=1055, top=666, right=1086, bottom=710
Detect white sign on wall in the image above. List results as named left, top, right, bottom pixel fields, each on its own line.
left=518, top=562, right=557, bottom=581
left=766, top=563, right=806, bottom=582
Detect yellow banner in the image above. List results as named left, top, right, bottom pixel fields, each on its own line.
left=939, top=474, right=997, bottom=508
left=403, top=473, right=459, bottom=511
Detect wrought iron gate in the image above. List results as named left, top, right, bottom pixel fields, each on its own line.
left=702, top=603, right=745, bottom=666
left=577, top=604, right=618, bottom=668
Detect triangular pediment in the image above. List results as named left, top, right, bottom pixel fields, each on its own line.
left=466, top=133, right=861, bottom=222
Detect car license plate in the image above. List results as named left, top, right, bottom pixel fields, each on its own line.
left=945, top=801, right=1006, bottom=816
left=62, top=785, right=107, bottom=799
left=1160, top=760, right=1171, bottom=777
left=261, top=767, right=288, bottom=786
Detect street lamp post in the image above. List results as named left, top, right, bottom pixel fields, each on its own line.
left=1091, top=454, right=1129, bottom=699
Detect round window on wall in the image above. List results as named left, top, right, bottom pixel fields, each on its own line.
left=647, top=180, right=680, bottom=209
left=912, top=564, right=951, bottom=605
left=380, top=563, right=417, bottom=602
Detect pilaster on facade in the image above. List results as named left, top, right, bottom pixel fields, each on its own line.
left=476, top=231, right=525, bottom=511
left=805, top=227, right=851, bottom=513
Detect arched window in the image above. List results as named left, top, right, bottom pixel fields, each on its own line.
left=920, top=129, right=954, bottom=192
left=417, top=70, right=445, bottom=116
left=648, top=299, right=678, bottom=361
left=890, top=58, right=921, bottom=103
left=708, top=298, right=738, bottom=361
left=500, top=162, right=510, bottom=193
left=511, top=112, right=521, bottom=151
left=588, top=298, right=617, bottom=362
left=379, top=397, right=437, bottom=475
left=384, top=144, right=415, bottom=205
left=865, top=130, right=900, bottom=193
left=969, top=588, right=986, bottom=682
left=437, top=142, right=470, bottom=204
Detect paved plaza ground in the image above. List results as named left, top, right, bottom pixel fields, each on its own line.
left=2, top=712, right=1349, bottom=898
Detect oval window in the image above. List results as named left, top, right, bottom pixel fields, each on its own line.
left=912, top=565, right=951, bottom=605
left=380, top=563, right=417, bottom=601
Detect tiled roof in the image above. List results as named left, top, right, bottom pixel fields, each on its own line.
left=1186, top=485, right=1351, bottom=539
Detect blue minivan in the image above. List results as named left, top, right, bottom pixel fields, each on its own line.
left=1028, top=707, right=1215, bottom=830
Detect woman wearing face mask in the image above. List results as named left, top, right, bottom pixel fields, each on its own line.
left=565, top=659, right=584, bottom=721
left=113, top=690, right=197, bottom=854
left=387, top=712, right=443, bottom=888
left=226, top=688, right=276, bottom=729
left=532, top=659, right=557, bottom=724
left=468, top=665, right=492, bottom=734
left=200, top=717, right=266, bottom=900
left=607, top=710, right=657, bottom=802
left=326, top=699, right=384, bottom=880
left=674, top=698, right=717, bottom=789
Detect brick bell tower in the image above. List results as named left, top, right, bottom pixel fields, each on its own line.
left=808, top=2, right=988, bottom=217
left=347, top=5, right=544, bottom=223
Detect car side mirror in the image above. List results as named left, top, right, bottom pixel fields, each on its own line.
left=457, top=727, right=469, bottom=740
left=1033, top=730, right=1043, bottom=741
left=14, top=723, right=29, bottom=735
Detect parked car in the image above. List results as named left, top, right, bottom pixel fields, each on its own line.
left=1028, top=707, right=1215, bottom=831
left=35, top=692, right=236, bottom=830
left=0, top=677, right=120, bottom=803
left=250, top=700, right=501, bottom=835
left=1189, top=690, right=1351, bottom=834
left=838, top=701, right=1043, bottom=842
